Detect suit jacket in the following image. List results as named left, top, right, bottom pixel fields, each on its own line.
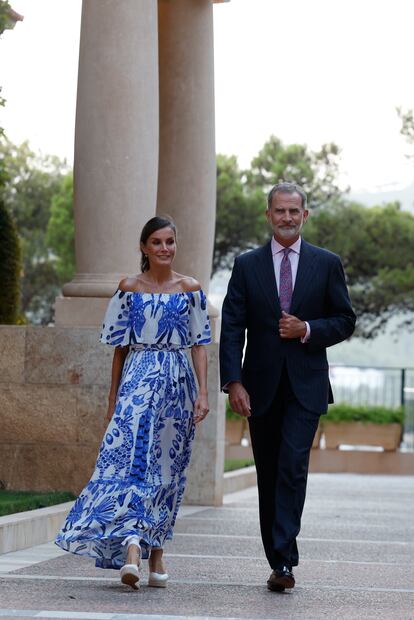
left=219, top=238, right=356, bottom=416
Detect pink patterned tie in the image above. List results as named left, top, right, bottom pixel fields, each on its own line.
left=279, top=248, right=292, bottom=313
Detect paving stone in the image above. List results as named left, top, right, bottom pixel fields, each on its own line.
left=0, top=577, right=414, bottom=620
left=11, top=552, right=414, bottom=591
left=1, top=473, right=414, bottom=620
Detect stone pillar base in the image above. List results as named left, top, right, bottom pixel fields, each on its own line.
left=54, top=297, right=109, bottom=328
left=0, top=326, right=225, bottom=506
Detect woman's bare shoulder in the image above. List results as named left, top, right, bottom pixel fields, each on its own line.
left=176, top=274, right=201, bottom=293
left=118, top=276, right=140, bottom=292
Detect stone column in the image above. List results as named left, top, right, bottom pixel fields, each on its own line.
left=55, top=0, right=159, bottom=327
left=184, top=345, right=226, bottom=506
left=157, top=1, right=224, bottom=505
left=157, top=0, right=216, bottom=294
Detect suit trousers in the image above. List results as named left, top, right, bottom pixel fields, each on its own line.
left=248, top=366, right=320, bottom=570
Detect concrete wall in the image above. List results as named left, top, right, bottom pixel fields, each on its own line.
left=0, top=326, right=225, bottom=505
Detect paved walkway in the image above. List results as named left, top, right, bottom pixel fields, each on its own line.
left=1, top=474, right=414, bottom=620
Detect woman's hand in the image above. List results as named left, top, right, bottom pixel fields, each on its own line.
left=193, top=393, right=209, bottom=424
left=106, top=397, right=116, bottom=422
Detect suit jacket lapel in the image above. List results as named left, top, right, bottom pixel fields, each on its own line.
left=255, top=241, right=280, bottom=316
left=290, top=239, right=317, bottom=314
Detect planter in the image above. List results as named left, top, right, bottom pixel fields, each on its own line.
left=323, top=422, right=402, bottom=451
left=226, top=419, right=322, bottom=448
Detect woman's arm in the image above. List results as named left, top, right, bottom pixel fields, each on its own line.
left=106, top=346, right=129, bottom=421
left=191, top=344, right=209, bottom=424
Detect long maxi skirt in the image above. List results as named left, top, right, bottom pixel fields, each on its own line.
left=55, top=345, right=197, bottom=569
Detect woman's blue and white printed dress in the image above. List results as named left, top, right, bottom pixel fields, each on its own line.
left=55, top=289, right=211, bottom=569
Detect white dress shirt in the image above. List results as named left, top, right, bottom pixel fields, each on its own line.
left=271, top=236, right=310, bottom=342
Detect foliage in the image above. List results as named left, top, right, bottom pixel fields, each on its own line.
left=46, top=173, right=75, bottom=282
left=0, top=139, right=70, bottom=323
left=0, top=196, right=21, bottom=322
left=397, top=106, right=414, bottom=157
left=0, top=490, right=76, bottom=517
left=0, top=1, right=13, bottom=34
left=304, top=201, right=414, bottom=338
left=1, top=2, right=22, bottom=137
left=324, top=404, right=404, bottom=425
left=213, top=137, right=346, bottom=275
left=246, top=135, right=347, bottom=209
left=214, top=154, right=265, bottom=273
left=0, top=5, right=22, bottom=324
left=215, top=138, right=414, bottom=337
left=224, top=459, right=255, bottom=473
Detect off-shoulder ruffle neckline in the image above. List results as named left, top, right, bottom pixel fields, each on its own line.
left=116, top=289, right=203, bottom=296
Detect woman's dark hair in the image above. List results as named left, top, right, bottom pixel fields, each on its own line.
left=140, top=216, right=177, bottom=272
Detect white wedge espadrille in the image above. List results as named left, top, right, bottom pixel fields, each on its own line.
left=148, top=571, right=169, bottom=588
left=120, top=563, right=140, bottom=590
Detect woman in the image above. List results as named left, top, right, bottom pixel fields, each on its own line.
left=55, top=216, right=211, bottom=590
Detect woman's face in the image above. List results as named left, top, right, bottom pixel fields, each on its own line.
left=142, top=226, right=176, bottom=268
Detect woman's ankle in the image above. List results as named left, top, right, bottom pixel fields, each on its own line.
left=126, top=543, right=140, bottom=566
left=149, top=548, right=165, bottom=574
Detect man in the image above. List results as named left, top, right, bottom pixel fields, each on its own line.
left=220, top=182, right=356, bottom=592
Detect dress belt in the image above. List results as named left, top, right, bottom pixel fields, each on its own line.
left=129, top=343, right=185, bottom=352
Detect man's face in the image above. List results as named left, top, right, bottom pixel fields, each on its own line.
left=266, top=191, right=309, bottom=246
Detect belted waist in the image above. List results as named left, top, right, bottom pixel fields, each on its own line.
left=129, top=343, right=185, bottom=352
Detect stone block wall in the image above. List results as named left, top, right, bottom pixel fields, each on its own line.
left=0, top=326, right=225, bottom=505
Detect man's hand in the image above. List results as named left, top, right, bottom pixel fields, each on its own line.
left=279, top=311, right=307, bottom=339
left=228, top=381, right=251, bottom=418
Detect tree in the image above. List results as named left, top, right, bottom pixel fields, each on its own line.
left=304, top=201, right=414, bottom=338
left=213, top=137, right=347, bottom=274
left=246, top=135, right=347, bottom=209
left=0, top=139, right=70, bottom=323
left=46, top=173, right=75, bottom=283
left=0, top=1, right=22, bottom=33
left=397, top=107, right=414, bottom=154
left=213, top=154, right=265, bottom=273
left=0, top=196, right=21, bottom=323
left=0, top=2, right=23, bottom=137
left=0, top=4, right=24, bottom=323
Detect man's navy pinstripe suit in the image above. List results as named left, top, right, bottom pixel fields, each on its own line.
left=220, top=237, right=356, bottom=570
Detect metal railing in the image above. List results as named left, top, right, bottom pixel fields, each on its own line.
left=329, top=365, right=414, bottom=409
left=329, top=365, right=414, bottom=451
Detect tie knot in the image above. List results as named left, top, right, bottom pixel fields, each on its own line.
left=282, top=248, right=291, bottom=257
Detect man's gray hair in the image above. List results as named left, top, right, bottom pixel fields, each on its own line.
left=267, top=182, right=307, bottom=210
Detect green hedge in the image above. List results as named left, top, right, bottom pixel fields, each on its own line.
left=0, top=490, right=76, bottom=517
left=227, top=399, right=404, bottom=425
left=324, top=404, right=404, bottom=425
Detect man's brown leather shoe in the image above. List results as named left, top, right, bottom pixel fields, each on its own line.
left=267, top=567, right=295, bottom=592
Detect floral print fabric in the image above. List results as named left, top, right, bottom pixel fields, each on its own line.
left=55, top=290, right=211, bottom=568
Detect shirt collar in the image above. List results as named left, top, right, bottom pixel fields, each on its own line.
left=271, top=236, right=302, bottom=257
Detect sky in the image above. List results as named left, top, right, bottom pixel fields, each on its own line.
left=2, top=0, right=414, bottom=193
